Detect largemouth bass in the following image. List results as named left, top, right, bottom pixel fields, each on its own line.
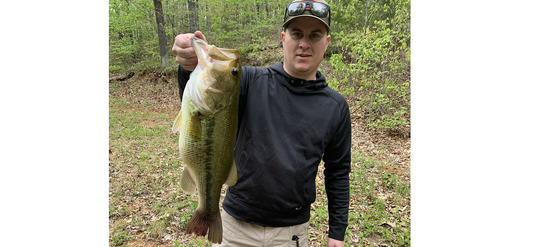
left=172, top=37, right=240, bottom=244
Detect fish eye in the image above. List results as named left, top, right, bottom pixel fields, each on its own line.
left=231, top=68, right=238, bottom=76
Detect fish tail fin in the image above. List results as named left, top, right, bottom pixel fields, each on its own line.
left=186, top=209, right=223, bottom=244
left=208, top=211, right=223, bottom=244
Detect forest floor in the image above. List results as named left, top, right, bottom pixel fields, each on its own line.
left=109, top=52, right=410, bottom=246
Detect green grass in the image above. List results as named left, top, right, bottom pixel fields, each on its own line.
left=349, top=152, right=410, bottom=246
left=109, top=82, right=410, bottom=246
left=308, top=151, right=411, bottom=246
left=111, top=230, right=130, bottom=246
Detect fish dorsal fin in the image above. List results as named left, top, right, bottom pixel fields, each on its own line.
left=172, top=111, right=182, bottom=134
left=180, top=165, right=197, bottom=194
left=224, top=160, right=238, bottom=186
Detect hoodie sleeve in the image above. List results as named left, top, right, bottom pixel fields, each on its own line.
left=322, top=98, right=352, bottom=241
left=237, top=66, right=265, bottom=130
left=177, top=65, right=193, bottom=101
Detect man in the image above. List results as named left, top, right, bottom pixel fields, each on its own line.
left=172, top=1, right=351, bottom=246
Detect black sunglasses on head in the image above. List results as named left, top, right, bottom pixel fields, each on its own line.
left=284, top=1, right=330, bottom=27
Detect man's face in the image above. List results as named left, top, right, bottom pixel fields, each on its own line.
left=281, top=16, right=331, bottom=80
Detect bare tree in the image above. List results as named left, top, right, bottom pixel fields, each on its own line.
left=153, top=0, right=168, bottom=66
left=188, top=0, right=199, bottom=33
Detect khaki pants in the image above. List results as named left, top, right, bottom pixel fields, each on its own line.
left=213, top=209, right=310, bottom=247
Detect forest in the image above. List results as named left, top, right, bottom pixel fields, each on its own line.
left=109, top=0, right=410, bottom=246
left=109, top=0, right=410, bottom=131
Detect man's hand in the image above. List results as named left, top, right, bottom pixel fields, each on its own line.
left=171, top=30, right=207, bottom=71
left=327, top=238, right=344, bottom=247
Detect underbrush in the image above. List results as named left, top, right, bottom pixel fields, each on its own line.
left=109, top=77, right=410, bottom=246
left=328, top=0, right=411, bottom=137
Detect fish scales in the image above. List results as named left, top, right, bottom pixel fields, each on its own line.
left=172, top=36, right=240, bottom=244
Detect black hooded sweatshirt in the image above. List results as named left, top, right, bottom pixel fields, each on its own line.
left=177, top=62, right=351, bottom=241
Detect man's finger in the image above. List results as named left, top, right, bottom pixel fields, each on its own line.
left=175, top=33, right=194, bottom=48
left=178, top=48, right=197, bottom=59
left=176, top=56, right=198, bottom=71
left=193, top=31, right=207, bottom=43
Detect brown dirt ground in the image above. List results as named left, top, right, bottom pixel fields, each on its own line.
left=109, top=68, right=410, bottom=246
left=110, top=70, right=410, bottom=173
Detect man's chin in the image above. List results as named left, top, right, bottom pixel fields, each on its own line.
left=294, top=64, right=312, bottom=73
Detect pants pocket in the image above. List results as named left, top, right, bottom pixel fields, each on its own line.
left=287, top=221, right=310, bottom=247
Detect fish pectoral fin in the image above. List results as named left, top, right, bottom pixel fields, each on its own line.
left=224, top=160, right=238, bottom=186
left=189, top=112, right=202, bottom=141
left=180, top=165, right=197, bottom=194
left=172, top=111, right=182, bottom=134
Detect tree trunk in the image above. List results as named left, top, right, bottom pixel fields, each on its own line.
left=277, top=0, right=282, bottom=34
left=188, top=0, right=199, bottom=33
left=252, top=0, right=259, bottom=25
left=153, top=0, right=168, bottom=66
left=109, top=72, right=134, bottom=82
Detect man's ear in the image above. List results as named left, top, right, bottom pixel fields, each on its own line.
left=281, top=31, right=285, bottom=42
left=325, top=35, right=331, bottom=52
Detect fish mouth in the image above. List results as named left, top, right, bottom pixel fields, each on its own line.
left=192, top=36, right=239, bottom=66
left=191, top=37, right=210, bottom=69
left=206, top=85, right=225, bottom=93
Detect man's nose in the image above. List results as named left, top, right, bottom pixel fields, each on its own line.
left=299, top=37, right=310, bottom=49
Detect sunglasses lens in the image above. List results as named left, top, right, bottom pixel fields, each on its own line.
left=311, top=3, right=329, bottom=17
left=287, top=2, right=306, bottom=16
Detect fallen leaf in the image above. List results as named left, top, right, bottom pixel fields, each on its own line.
left=380, top=222, right=396, bottom=228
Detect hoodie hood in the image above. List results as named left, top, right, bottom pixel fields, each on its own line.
left=270, top=62, right=329, bottom=92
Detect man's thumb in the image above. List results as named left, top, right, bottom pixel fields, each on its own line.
left=194, top=31, right=207, bottom=43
